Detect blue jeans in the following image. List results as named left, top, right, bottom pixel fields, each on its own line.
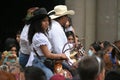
left=32, top=56, right=53, bottom=80
left=19, top=52, right=29, bottom=69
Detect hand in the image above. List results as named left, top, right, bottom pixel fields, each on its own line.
left=60, top=54, right=68, bottom=60
left=72, top=62, right=79, bottom=69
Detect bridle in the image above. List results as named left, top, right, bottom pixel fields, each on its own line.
left=62, top=42, right=85, bottom=66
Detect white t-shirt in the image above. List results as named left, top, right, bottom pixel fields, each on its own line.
left=19, top=24, right=31, bottom=55
left=65, top=26, right=73, bottom=32
left=48, top=20, right=68, bottom=53
left=26, top=32, right=52, bottom=66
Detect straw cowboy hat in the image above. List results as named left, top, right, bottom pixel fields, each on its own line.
left=48, top=5, right=75, bottom=19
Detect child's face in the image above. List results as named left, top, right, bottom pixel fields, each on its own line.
left=68, top=35, right=74, bottom=43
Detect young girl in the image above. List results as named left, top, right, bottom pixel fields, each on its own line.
left=65, top=31, right=75, bottom=43
left=26, top=8, right=67, bottom=80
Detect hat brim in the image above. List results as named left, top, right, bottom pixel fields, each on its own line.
left=49, top=10, right=75, bottom=19
left=28, top=14, right=49, bottom=23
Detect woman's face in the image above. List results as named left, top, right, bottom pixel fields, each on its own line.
left=10, top=46, right=17, bottom=55
left=41, top=17, right=49, bottom=31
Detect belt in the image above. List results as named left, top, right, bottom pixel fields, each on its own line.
left=19, top=51, right=29, bottom=56
left=20, top=52, right=29, bottom=56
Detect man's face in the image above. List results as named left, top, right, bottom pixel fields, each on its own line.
left=61, top=15, right=68, bottom=26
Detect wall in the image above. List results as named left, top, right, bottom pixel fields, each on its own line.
left=96, top=0, right=118, bottom=42
left=66, top=0, right=96, bottom=50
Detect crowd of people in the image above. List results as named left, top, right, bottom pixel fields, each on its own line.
left=0, top=4, right=120, bottom=80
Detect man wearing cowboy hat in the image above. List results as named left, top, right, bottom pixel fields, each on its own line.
left=48, top=5, right=75, bottom=54
left=48, top=5, right=75, bottom=74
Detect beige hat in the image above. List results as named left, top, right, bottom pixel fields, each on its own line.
left=48, top=5, right=75, bottom=19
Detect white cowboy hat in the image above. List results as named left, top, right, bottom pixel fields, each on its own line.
left=48, top=5, right=75, bottom=19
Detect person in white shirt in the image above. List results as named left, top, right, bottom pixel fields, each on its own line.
left=19, top=7, right=41, bottom=69
left=48, top=5, right=75, bottom=54
left=48, top=5, right=77, bottom=76
left=26, top=7, right=67, bottom=80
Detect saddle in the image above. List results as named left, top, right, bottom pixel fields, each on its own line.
left=53, top=60, right=73, bottom=79
left=62, top=42, right=86, bottom=67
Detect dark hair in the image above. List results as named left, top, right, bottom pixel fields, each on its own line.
left=103, top=41, right=110, bottom=47
left=28, top=14, right=51, bottom=44
left=67, top=17, right=72, bottom=26
left=101, top=41, right=111, bottom=50
left=105, top=70, right=120, bottom=80
left=65, top=31, right=74, bottom=37
left=91, top=41, right=101, bottom=52
left=24, top=66, right=46, bottom=80
left=77, top=56, right=105, bottom=80
left=7, top=44, right=17, bottom=51
left=16, top=30, right=21, bottom=35
left=4, top=38, right=17, bottom=51
left=65, top=31, right=75, bottom=42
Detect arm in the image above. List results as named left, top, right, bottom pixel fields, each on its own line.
left=40, top=45, right=67, bottom=60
